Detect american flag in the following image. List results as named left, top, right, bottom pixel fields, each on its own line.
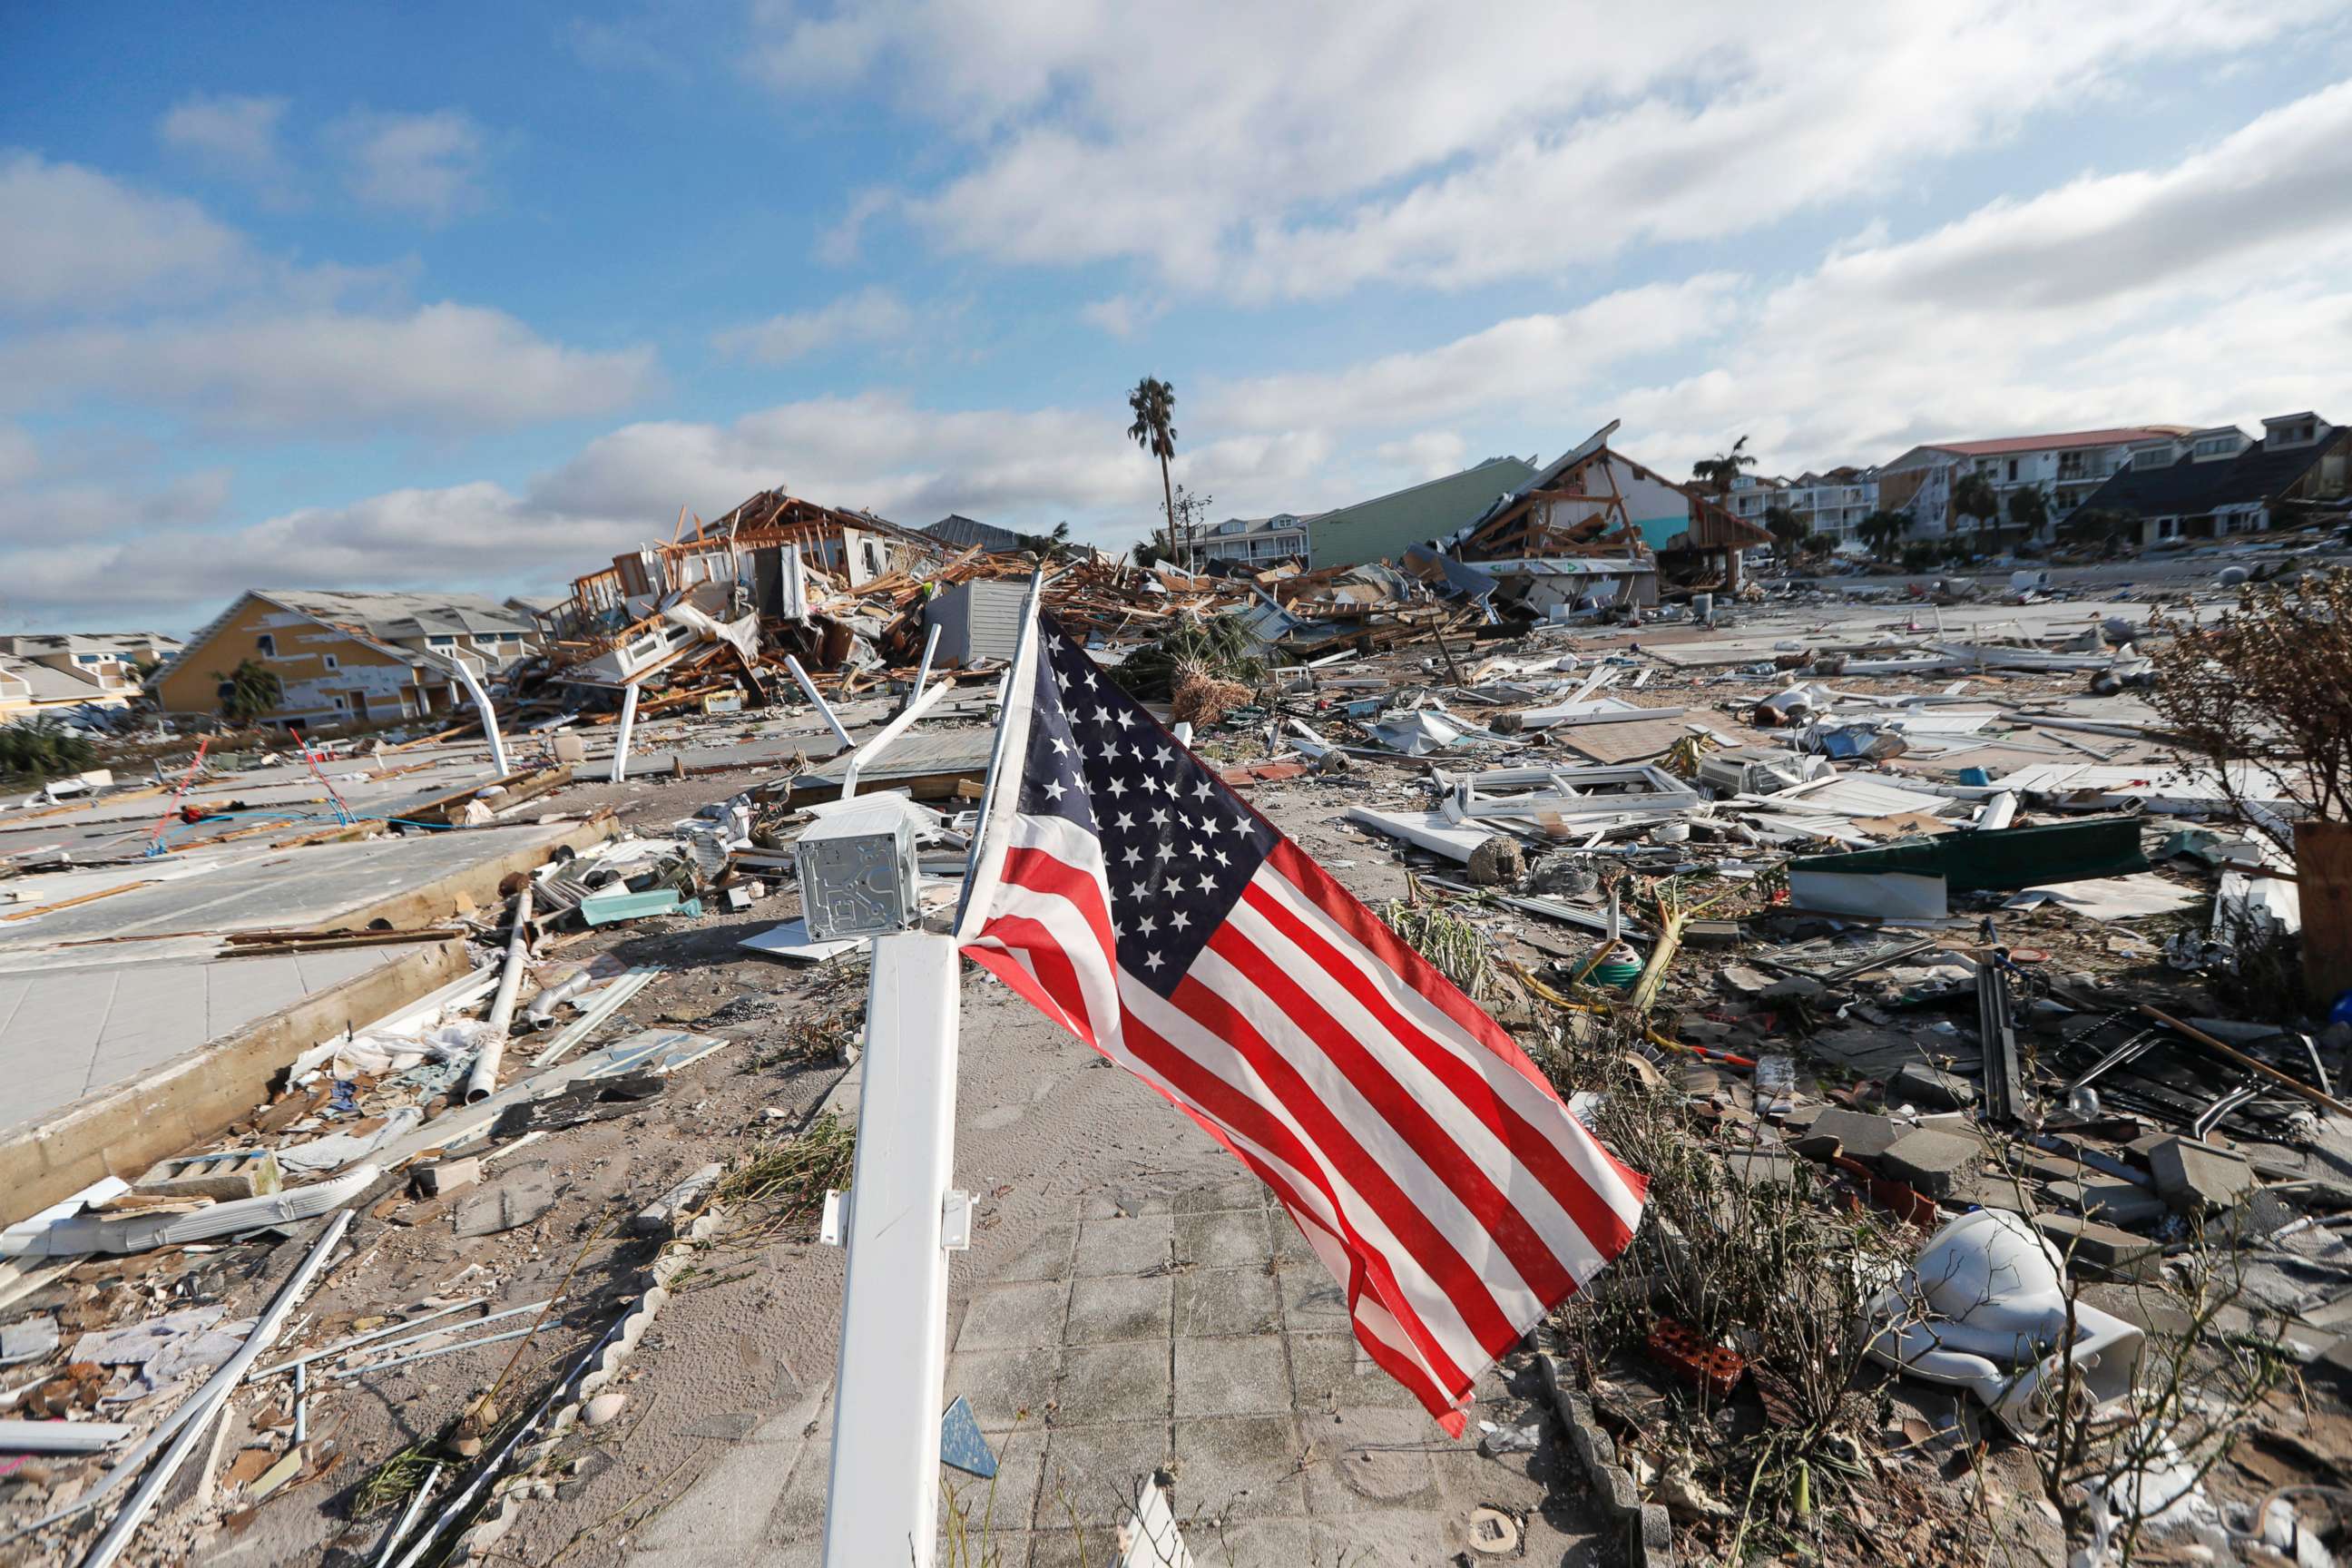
left=956, top=609, right=1648, bottom=1433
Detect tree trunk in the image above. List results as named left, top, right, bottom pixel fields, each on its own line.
left=1159, top=454, right=1178, bottom=569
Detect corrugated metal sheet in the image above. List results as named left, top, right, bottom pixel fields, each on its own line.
left=925, top=579, right=1028, bottom=665
left=1765, top=776, right=1961, bottom=818
left=1553, top=715, right=1735, bottom=765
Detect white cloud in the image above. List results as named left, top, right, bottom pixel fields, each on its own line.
left=0, top=426, right=38, bottom=493
left=158, top=93, right=292, bottom=191
left=536, top=393, right=1164, bottom=524
left=1079, top=294, right=1165, bottom=339
left=748, top=0, right=2329, bottom=300
left=814, top=188, right=894, bottom=265
left=0, top=152, right=249, bottom=315
left=0, top=151, right=655, bottom=435
left=1204, top=276, right=1740, bottom=433
left=1375, top=430, right=1467, bottom=480
left=332, top=108, right=488, bottom=221
left=712, top=287, right=913, bottom=363
left=2, top=303, right=659, bottom=434
left=1612, top=80, right=2352, bottom=475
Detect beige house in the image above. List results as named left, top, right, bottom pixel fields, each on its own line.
left=152, top=590, right=542, bottom=729
left=0, top=632, right=182, bottom=720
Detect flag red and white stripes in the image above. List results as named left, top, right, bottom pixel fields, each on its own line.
left=956, top=610, right=1646, bottom=1432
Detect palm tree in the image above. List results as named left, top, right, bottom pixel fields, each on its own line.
left=1127, top=377, right=1179, bottom=565
left=1690, top=436, right=1756, bottom=502
left=1762, top=504, right=1808, bottom=561
left=1857, top=509, right=1908, bottom=560
left=2005, top=485, right=2050, bottom=545
left=1952, top=473, right=2001, bottom=545
left=1013, top=520, right=1075, bottom=561
left=215, top=658, right=282, bottom=725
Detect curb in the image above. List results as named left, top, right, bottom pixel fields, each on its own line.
left=1536, top=1353, right=1675, bottom=1568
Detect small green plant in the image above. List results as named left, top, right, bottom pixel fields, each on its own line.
left=351, top=1440, right=444, bottom=1515
left=1379, top=897, right=1487, bottom=1000
left=718, top=1112, right=856, bottom=1238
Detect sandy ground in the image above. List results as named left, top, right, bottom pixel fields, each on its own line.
left=140, top=754, right=1529, bottom=1568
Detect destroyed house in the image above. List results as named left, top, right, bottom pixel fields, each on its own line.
left=538, top=487, right=946, bottom=692
left=546, top=490, right=940, bottom=644
left=2073, top=412, right=2351, bottom=546
left=1306, top=456, right=1540, bottom=571
left=1446, top=422, right=1769, bottom=603
left=0, top=632, right=181, bottom=716
left=152, top=590, right=542, bottom=728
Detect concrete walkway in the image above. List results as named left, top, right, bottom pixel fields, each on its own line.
left=642, top=1175, right=1597, bottom=1567
left=0, top=945, right=400, bottom=1132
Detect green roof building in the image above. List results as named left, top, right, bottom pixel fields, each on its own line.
left=1308, top=456, right=1540, bottom=570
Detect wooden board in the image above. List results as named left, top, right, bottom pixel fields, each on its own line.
left=2298, top=819, right=2352, bottom=1004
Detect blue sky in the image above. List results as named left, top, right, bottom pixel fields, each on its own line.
left=5, top=1, right=2352, bottom=632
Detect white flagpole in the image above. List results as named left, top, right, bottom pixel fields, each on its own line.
left=820, top=565, right=1044, bottom=1568
left=953, top=566, right=1050, bottom=941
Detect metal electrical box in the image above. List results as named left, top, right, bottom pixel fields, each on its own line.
left=794, top=801, right=922, bottom=940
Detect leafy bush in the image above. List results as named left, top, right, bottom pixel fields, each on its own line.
left=0, top=717, right=98, bottom=781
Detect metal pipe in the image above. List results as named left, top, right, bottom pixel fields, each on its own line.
left=464, top=884, right=534, bottom=1103
left=952, top=570, right=1046, bottom=941
left=442, top=657, right=510, bottom=777
left=329, top=1324, right=539, bottom=1380
left=783, top=655, right=854, bottom=750
left=608, top=683, right=641, bottom=783
left=841, top=677, right=956, bottom=802
left=321, top=1298, right=555, bottom=1373
left=906, top=621, right=942, bottom=715
left=374, top=1472, right=439, bottom=1568
left=66, top=1210, right=352, bottom=1568
left=257, top=1298, right=480, bottom=1378
left=522, top=967, right=597, bottom=1028
left=534, top=968, right=658, bottom=1068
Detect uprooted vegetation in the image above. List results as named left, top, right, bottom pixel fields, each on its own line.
left=716, top=1112, right=857, bottom=1241
left=1105, top=612, right=1272, bottom=727
left=1514, top=1004, right=2312, bottom=1566
left=1537, top=1021, right=1947, bottom=1564
left=1381, top=892, right=1491, bottom=1001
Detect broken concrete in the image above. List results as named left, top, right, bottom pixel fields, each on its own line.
left=453, top=1161, right=560, bottom=1237
left=1879, top=1129, right=1982, bottom=1197
left=1889, top=1063, right=1978, bottom=1112
left=2148, top=1136, right=2257, bottom=1215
